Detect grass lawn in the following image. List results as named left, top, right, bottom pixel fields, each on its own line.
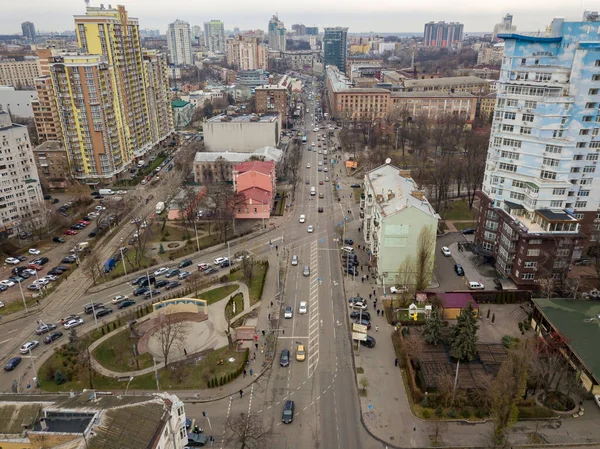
left=103, top=249, right=153, bottom=282
left=39, top=345, right=247, bottom=391
left=225, top=292, right=244, bottom=321
left=200, top=284, right=239, bottom=305
left=441, top=199, right=476, bottom=221
left=231, top=262, right=268, bottom=305
left=92, top=330, right=153, bottom=373
left=354, top=188, right=363, bottom=204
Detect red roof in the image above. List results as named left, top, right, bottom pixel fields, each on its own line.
left=239, top=186, right=272, bottom=203
left=234, top=160, right=275, bottom=176
left=437, top=293, right=478, bottom=309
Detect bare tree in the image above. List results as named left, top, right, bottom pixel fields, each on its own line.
left=130, top=216, right=155, bottom=269
left=286, top=138, right=303, bottom=201
left=155, top=312, right=188, bottom=369
left=402, top=333, right=424, bottom=362
left=414, top=226, right=436, bottom=291
left=225, top=413, right=273, bottom=449
left=203, top=183, right=245, bottom=242
left=463, top=128, right=489, bottom=209
left=83, top=252, right=104, bottom=285
left=241, top=256, right=255, bottom=284
left=529, top=332, right=570, bottom=402
left=407, top=114, right=430, bottom=178
left=588, top=228, right=600, bottom=288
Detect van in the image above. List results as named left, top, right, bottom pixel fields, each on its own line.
left=323, top=150, right=328, bottom=156
left=310, top=187, right=316, bottom=196
left=98, top=189, right=114, bottom=195
left=341, top=246, right=354, bottom=254
left=137, top=160, right=145, bottom=168
left=76, top=242, right=89, bottom=251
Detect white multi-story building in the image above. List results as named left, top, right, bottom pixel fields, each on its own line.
left=0, top=110, right=45, bottom=238
left=268, top=15, right=286, bottom=51
left=167, top=19, right=193, bottom=66
left=476, top=13, right=600, bottom=289
left=204, top=20, right=225, bottom=53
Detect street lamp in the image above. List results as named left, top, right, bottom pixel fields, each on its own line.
left=119, top=239, right=127, bottom=276
left=17, top=280, right=28, bottom=313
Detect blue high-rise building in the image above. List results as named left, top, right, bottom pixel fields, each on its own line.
left=323, top=27, right=348, bottom=73
left=476, top=12, right=600, bottom=289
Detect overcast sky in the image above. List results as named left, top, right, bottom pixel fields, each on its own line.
left=0, top=0, right=595, bottom=35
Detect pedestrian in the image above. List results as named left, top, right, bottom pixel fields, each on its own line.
left=276, top=245, right=278, bottom=251
left=239, top=389, right=244, bottom=398
left=373, top=289, right=376, bottom=296
left=253, top=352, right=256, bottom=361
left=250, top=368, right=253, bottom=376
left=36, top=299, right=40, bottom=306
left=243, top=369, right=247, bottom=377
left=375, top=325, right=379, bottom=332
left=261, top=345, right=264, bottom=354
left=270, top=301, right=273, bottom=307
left=183, top=348, right=187, bottom=356
left=369, top=293, right=372, bottom=300
left=377, top=309, right=380, bottom=317
left=394, top=357, right=398, bottom=367
left=254, top=334, right=258, bottom=343
left=268, top=313, right=271, bottom=320
left=255, top=343, right=258, bottom=350
left=246, top=359, right=250, bottom=367
left=261, top=329, right=265, bottom=336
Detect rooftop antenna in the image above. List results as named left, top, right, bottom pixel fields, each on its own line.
left=84, top=0, right=90, bottom=7
left=385, top=158, right=391, bottom=164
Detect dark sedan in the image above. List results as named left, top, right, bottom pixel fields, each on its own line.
left=133, top=287, right=149, bottom=296
left=359, top=335, right=376, bottom=348
left=165, top=281, right=181, bottom=290
left=118, top=300, right=136, bottom=309
left=350, top=310, right=370, bottom=321
left=454, top=264, right=465, bottom=276
left=4, top=357, right=22, bottom=371
left=43, top=332, right=63, bottom=344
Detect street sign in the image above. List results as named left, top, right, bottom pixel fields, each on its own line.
left=352, top=323, right=367, bottom=334
left=317, top=278, right=322, bottom=282
left=352, top=331, right=367, bottom=341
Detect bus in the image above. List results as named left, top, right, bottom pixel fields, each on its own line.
left=302, top=135, right=307, bottom=144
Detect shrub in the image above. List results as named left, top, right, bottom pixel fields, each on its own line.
left=422, top=409, right=432, bottom=419
left=435, top=406, right=443, bottom=417
left=446, top=409, right=457, bottom=418
left=55, top=370, right=66, bottom=385
left=220, top=275, right=229, bottom=284
left=420, top=396, right=431, bottom=408
left=475, top=408, right=486, bottom=419
left=461, top=408, right=472, bottom=419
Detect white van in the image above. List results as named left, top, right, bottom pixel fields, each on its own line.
left=99, top=189, right=114, bottom=195
left=341, top=246, right=354, bottom=254
left=323, top=150, right=328, bottom=156
left=310, top=187, right=316, bottom=196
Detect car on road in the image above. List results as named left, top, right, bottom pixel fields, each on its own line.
left=118, top=300, right=136, bottom=309
left=155, top=279, right=170, bottom=288
left=307, top=225, right=314, bottom=233
left=303, top=265, right=310, bottom=276
left=94, top=308, right=113, bottom=318
left=133, top=287, right=149, bottom=296
left=325, top=176, right=329, bottom=182
left=154, top=267, right=169, bottom=276
left=165, top=281, right=181, bottom=290
left=350, top=184, right=361, bottom=188
left=28, top=248, right=41, bottom=255
left=165, top=269, right=180, bottom=278
left=35, top=323, right=57, bottom=335
left=284, top=306, right=293, bottom=319
left=178, top=271, right=192, bottom=280
left=306, top=163, right=311, bottom=169
left=291, top=255, right=298, bottom=266
left=64, top=318, right=84, bottom=329
left=343, top=239, right=354, bottom=245
left=359, top=335, right=376, bottom=348
left=280, top=349, right=290, bottom=367
left=389, top=285, right=408, bottom=294
left=299, top=301, right=307, bottom=314
left=111, top=295, right=129, bottom=304
left=144, top=290, right=161, bottom=298
left=20, top=340, right=40, bottom=354
left=43, top=332, right=63, bottom=344
left=204, top=267, right=218, bottom=276
left=61, top=314, right=80, bottom=325
left=318, top=207, right=323, bottom=213
left=197, top=263, right=209, bottom=271
left=84, top=302, right=104, bottom=314
left=350, top=310, right=370, bottom=320
left=5, top=257, right=20, bottom=264
left=454, top=264, right=465, bottom=276
left=299, top=214, right=305, bottom=223
left=319, top=180, right=323, bottom=185
left=441, top=246, right=451, bottom=257
left=461, top=227, right=476, bottom=235
left=296, top=344, right=306, bottom=361
left=178, top=259, right=193, bottom=269
left=4, top=357, right=22, bottom=371
left=214, top=257, right=228, bottom=265
left=282, top=400, right=295, bottom=424
left=62, top=255, right=77, bottom=264
left=468, top=281, right=485, bottom=290
left=220, top=260, right=232, bottom=268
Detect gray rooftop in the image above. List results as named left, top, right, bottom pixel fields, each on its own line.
left=207, top=113, right=278, bottom=123
left=364, top=164, right=440, bottom=219
left=33, top=140, right=65, bottom=152
left=403, top=76, right=489, bottom=88
left=194, top=146, right=283, bottom=163
left=391, top=91, right=476, bottom=98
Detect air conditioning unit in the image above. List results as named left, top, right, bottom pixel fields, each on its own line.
left=526, top=109, right=532, bottom=113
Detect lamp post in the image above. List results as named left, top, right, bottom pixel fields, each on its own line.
left=119, top=239, right=127, bottom=276
left=193, top=221, right=200, bottom=252
left=18, top=280, right=28, bottom=313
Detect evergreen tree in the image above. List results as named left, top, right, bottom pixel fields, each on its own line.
left=423, top=307, right=443, bottom=345
left=450, top=303, right=479, bottom=362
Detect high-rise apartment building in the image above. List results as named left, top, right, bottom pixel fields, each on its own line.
left=423, top=21, right=463, bottom=48
left=0, top=56, right=41, bottom=88
left=191, top=25, right=202, bottom=42
left=268, top=15, right=286, bottom=51
left=167, top=20, right=193, bottom=66
left=475, top=14, right=600, bottom=289
left=21, top=22, right=36, bottom=41
left=143, top=50, right=174, bottom=145
left=226, top=35, right=268, bottom=71
left=292, top=24, right=306, bottom=36
left=492, top=14, right=516, bottom=41
left=323, top=27, right=348, bottom=73
left=306, top=27, right=319, bottom=36
left=204, top=20, right=225, bottom=53
left=0, top=110, right=45, bottom=238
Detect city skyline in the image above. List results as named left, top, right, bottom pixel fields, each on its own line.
left=0, top=1, right=595, bottom=35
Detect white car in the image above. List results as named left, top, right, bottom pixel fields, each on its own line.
left=0, top=301, right=4, bottom=308
left=28, top=248, right=41, bottom=255
left=24, top=269, right=37, bottom=276
left=307, top=225, right=314, bottom=233
left=64, top=318, right=84, bottom=329
left=313, top=127, right=319, bottom=132
left=95, top=206, right=105, bottom=211
left=154, top=267, right=169, bottom=276
left=43, top=275, right=57, bottom=282
left=284, top=306, right=293, bottom=319
left=1, top=280, right=15, bottom=287
left=214, top=257, right=228, bottom=265
left=350, top=301, right=368, bottom=310
left=390, top=286, right=409, bottom=294
left=441, top=246, right=451, bottom=257
left=5, top=257, right=20, bottom=265
left=33, top=279, right=49, bottom=286
left=324, top=167, right=328, bottom=172
left=112, top=295, right=128, bottom=304
left=299, top=214, right=306, bottom=223
left=306, top=163, right=311, bottom=169
left=20, top=340, right=39, bottom=354
left=468, top=282, right=485, bottom=290
left=299, top=301, right=308, bottom=314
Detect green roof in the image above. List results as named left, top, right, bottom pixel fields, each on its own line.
left=533, top=298, right=600, bottom=382
left=171, top=99, right=190, bottom=108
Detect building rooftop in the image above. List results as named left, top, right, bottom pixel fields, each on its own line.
left=391, top=91, right=476, bottom=98
left=403, top=75, right=489, bottom=89
left=438, top=292, right=478, bottom=310
left=33, top=140, right=65, bottom=152
left=194, top=147, right=282, bottom=163
left=239, top=186, right=271, bottom=203
left=536, top=208, right=578, bottom=222
left=207, top=113, right=278, bottom=123
left=532, top=298, right=600, bottom=383
left=364, top=164, right=440, bottom=219
left=234, top=160, right=275, bottom=175
left=171, top=99, right=191, bottom=108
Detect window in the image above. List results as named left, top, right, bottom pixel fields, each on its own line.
left=590, top=88, right=600, bottom=95
left=575, top=201, right=587, bottom=208
left=583, top=116, right=594, bottom=122
left=593, top=74, right=600, bottom=81
left=545, top=144, right=562, bottom=153
left=574, top=155, right=584, bottom=160
left=584, top=165, right=596, bottom=173
left=524, top=100, right=537, bottom=109
left=501, top=151, right=519, bottom=159
left=552, top=188, right=566, bottom=195
left=504, top=112, right=516, bottom=120
left=590, top=141, right=600, bottom=148
left=530, top=239, right=542, bottom=245
left=493, top=137, right=503, bottom=146
left=587, top=153, right=599, bottom=160
left=586, top=102, right=597, bottom=108
left=499, top=162, right=517, bottom=172
left=579, top=190, right=590, bottom=196
left=527, top=249, right=540, bottom=256
left=502, top=124, right=514, bottom=132
left=540, top=170, right=557, bottom=180
left=520, top=127, right=532, bottom=135
left=550, top=200, right=563, bottom=207
left=521, top=273, right=536, bottom=280
left=512, top=180, right=525, bottom=189
left=553, top=130, right=564, bottom=138
left=577, top=142, right=587, bottom=148
left=522, top=113, right=534, bottom=122
left=510, top=192, right=525, bottom=200
left=571, top=167, right=581, bottom=173
left=524, top=261, right=537, bottom=268
left=543, top=157, right=559, bottom=167
left=503, top=138, right=521, bottom=148
left=580, top=129, right=590, bottom=135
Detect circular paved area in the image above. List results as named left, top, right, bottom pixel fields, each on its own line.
left=146, top=319, right=216, bottom=359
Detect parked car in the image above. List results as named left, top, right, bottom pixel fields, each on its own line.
left=64, top=318, right=84, bottom=329
left=468, top=281, right=485, bottom=290
left=178, top=259, right=193, bottom=269
left=350, top=184, right=361, bottom=188
left=280, top=349, right=290, bottom=367
left=389, top=286, right=408, bottom=294
left=28, top=248, right=41, bottom=255
left=43, top=332, right=63, bottom=344
left=350, top=310, right=370, bottom=320
left=284, top=306, right=293, bottom=319
left=118, top=300, right=136, bottom=309
left=52, top=237, right=66, bottom=243
left=4, top=357, right=22, bottom=371
left=353, top=318, right=371, bottom=330
left=454, top=264, right=465, bottom=276
left=359, top=335, right=376, bottom=348
left=165, top=281, right=181, bottom=290
left=20, top=340, right=40, bottom=354
left=441, top=246, right=451, bottom=257
left=5, top=257, right=20, bottom=265
left=282, top=400, right=295, bottom=424
left=461, top=227, right=476, bottom=235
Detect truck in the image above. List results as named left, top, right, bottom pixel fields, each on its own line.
left=103, top=257, right=116, bottom=273
left=99, top=189, right=114, bottom=195
left=155, top=201, right=165, bottom=214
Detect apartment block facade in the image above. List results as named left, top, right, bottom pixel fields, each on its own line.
left=226, top=35, right=268, bottom=71
left=0, top=111, right=45, bottom=238
left=391, top=91, right=477, bottom=121
left=268, top=15, right=286, bottom=52
left=254, top=75, right=292, bottom=125
left=167, top=19, right=193, bottom=66
left=403, top=76, right=489, bottom=95
left=204, top=20, right=226, bottom=53
left=0, top=56, right=41, bottom=89
left=423, top=21, right=464, bottom=48
left=32, top=76, right=61, bottom=143
left=475, top=16, right=600, bottom=289
left=324, top=27, right=348, bottom=73
left=143, top=50, right=174, bottom=144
